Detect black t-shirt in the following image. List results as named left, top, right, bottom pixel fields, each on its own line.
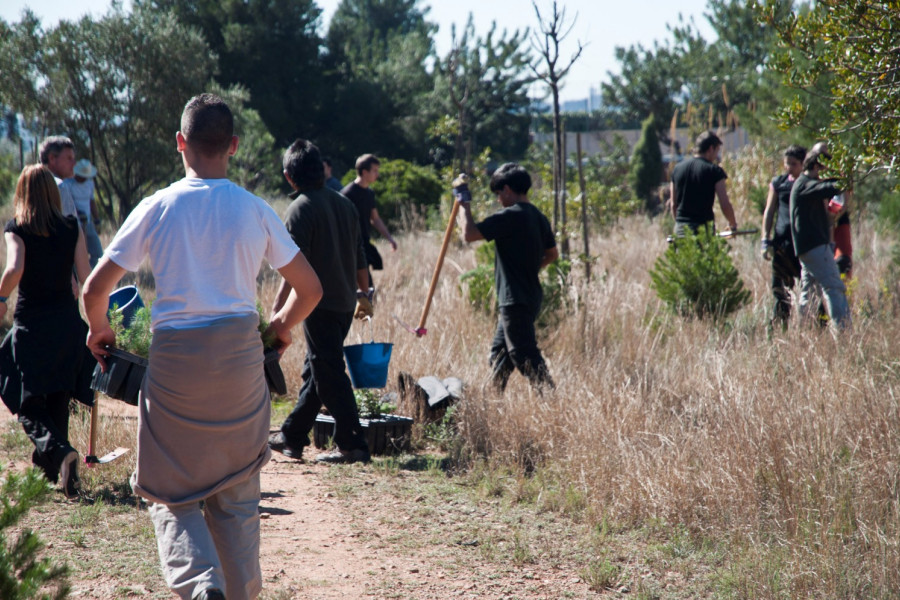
left=340, top=182, right=376, bottom=243
left=771, top=173, right=796, bottom=243
left=5, top=215, right=79, bottom=318
left=283, top=187, right=367, bottom=313
left=477, top=202, right=555, bottom=312
left=790, top=174, right=841, bottom=256
left=671, top=156, right=728, bottom=225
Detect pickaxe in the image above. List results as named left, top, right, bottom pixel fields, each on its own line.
left=84, top=396, right=129, bottom=465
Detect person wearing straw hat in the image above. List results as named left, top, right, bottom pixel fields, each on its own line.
left=62, top=158, right=103, bottom=267
left=268, top=138, right=373, bottom=465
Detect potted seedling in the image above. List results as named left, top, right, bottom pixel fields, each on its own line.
left=91, top=301, right=288, bottom=405
left=313, top=389, right=414, bottom=455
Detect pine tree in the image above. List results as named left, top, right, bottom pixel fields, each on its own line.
left=0, top=466, right=70, bottom=600
left=649, top=226, right=750, bottom=320
left=628, top=115, right=663, bottom=213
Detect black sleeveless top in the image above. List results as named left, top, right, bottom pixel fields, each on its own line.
left=771, top=174, right=795, bottom=243
left=4, top=215, right=79, bottom=319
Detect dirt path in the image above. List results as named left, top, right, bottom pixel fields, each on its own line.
left=3, top=407, right=602, bottom=599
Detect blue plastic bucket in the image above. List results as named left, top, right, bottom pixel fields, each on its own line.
left=108, top=285, right=145, bottom=329
left=344, top=342, right=393, bottom=389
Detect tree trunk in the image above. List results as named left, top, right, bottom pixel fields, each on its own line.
left=576, top=132, right=589, bottom=281
left=551, top=84, right=561, bottom=235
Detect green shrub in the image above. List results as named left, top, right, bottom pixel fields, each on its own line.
left=0, top=465, right=70, bottom=600
left=628, top=115, right=663, bottom=213
left=459, top=241, right=573, bottom=326
left=369, top=159, right=443, bottom=231
left=649, top=227, right=750, bottom=320
left=354, top=389, right=394, bottom=419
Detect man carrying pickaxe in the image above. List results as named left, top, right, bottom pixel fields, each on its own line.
left=455, top=163, right=557, bottom=393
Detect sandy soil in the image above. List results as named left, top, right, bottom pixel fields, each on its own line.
left=2, top=407, right=604, bottom=600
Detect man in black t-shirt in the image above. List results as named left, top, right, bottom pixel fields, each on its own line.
left=456, top=163, right=558, bottom=393
left=269, top=139, right=373, bottom=465
left=760, top=144, right=805, bottom=325
left=670, top=130, right=738, bottom=236
left=340, top=154, right=398, bottom=289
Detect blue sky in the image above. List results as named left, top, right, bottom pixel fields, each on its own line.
left=1, top=0, right=717, bottom=103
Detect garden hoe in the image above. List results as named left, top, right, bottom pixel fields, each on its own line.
left=402, top=173, right=470, bottom=338
left=85, top=396, right=129, bottom=465
left=666, top=227, right=758, bottom=245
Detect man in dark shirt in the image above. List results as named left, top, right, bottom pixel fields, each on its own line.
left=760, top=144, right=806, bottom=325
left=268, top=139, right=374, bottom=464
left=340, top=154, right=398, bottom=289
left=322, top=156, right=342, bottom=192
left=789, top=146, right=850, bottom=330
left=670, top=130, right=738, bottom=236
left=456, top=163, right=558, bottom=393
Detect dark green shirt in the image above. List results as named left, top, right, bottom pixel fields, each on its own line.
left=476, top=202, right=555, bottom=312
left=790, top=174, right=841, bottom=256
left=284, top=186, right=367, bottom=313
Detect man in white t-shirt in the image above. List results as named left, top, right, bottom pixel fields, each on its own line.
left=83, top=94, right=323, bottom=600
left=38, top=136, right=78, bottom=218
left=62, top=158, right=104, bottom=267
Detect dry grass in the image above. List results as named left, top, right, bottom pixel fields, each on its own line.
left=3, top=160, right=900, bottom=597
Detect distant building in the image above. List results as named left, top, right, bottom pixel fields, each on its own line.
left=532, top=126, right=751, bottom=158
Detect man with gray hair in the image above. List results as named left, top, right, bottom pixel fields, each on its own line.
left=38, top=136, right=78, bottom=218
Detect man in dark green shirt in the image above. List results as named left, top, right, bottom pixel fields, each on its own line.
left=269, top=139, right=373, bottom=464
left=456, top=163, right=558, bottom=393
left=789, top=145, right=850, bottom=329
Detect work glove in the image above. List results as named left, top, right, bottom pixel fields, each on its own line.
left=354, top=295, right=374, bottom=320
left=451, top=173, right=471, bottom=204
left=760, top=239, right=774, bottom=261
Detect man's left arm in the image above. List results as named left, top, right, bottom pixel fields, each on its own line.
left=715, top=179, right=738, bottom=231
left=370, top=208, right=397, bottom=250
left=540, top=246, right=559, bottom=270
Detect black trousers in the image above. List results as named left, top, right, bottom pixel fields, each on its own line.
left=17, top=391, right=74, bottom=483
left=489, top=304, right=554, bottom=393
left=281, top=307, right=368, bottom=452
left=771, top=241, right=802, bottom=323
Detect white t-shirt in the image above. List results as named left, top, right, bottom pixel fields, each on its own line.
left=54, top=175, right=78, bottom=218
left=61, top=178, right=95, bottom=216
left=106, top=177, right=299, bottom=330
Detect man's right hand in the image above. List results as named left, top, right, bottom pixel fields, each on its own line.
left=86, top=326, right=117, bottom=372
left=760, top=239, right=774, bottom=261
left=355, top=296, right=374, bottom=320
left=452, top=185, right=471, bottom=204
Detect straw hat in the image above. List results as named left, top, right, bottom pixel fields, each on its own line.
left=74, top=158, right=98, bottom=179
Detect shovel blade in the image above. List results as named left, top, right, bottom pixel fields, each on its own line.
left=85, top=447, right=129, bottom=464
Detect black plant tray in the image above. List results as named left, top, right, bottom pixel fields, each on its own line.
left=313, top=413, right=413, bottom=455
left=90, top=347, right=148, bottom=406
left=264, top=348, right=287, bottom=396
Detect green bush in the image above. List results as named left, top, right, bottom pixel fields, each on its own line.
left=0, top=465, right=70, bottom=600
left=0, top=140, right=20, bottom=206
left=649, top=227, right=750, bottom=320
left=369, top=159, right=443, bottom=231
left=459, top=241, right=572, bottom=326
left=628, top=115, right=663, bottom=213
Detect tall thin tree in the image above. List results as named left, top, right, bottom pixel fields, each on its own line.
left=529, top=0, right=583, bottom=256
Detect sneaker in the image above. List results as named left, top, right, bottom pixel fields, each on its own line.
left=59, top=450, right=80, bottom=498
left=314, top=448, right=371, bottom=464
left=268, top=432, right=304, bottom=461
left=192, top=588, right=225, bottom=600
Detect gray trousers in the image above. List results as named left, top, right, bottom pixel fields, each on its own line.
left=798, top=243, right=850, bottom=329
left=148, top=474, right=262, bottom=600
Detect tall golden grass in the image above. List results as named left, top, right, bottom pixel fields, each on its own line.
left=3, top=150, right=898, bottom=596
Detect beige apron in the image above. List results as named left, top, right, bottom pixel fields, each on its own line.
left=131, top=315, right=271, bottom=505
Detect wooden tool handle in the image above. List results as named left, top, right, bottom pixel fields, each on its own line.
left=417, top=199, right=461, bottom=333
left=88, top=397, right=99, bottom=461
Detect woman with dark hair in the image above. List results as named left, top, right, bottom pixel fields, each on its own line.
left=0, top=164, right=95, bottom=498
